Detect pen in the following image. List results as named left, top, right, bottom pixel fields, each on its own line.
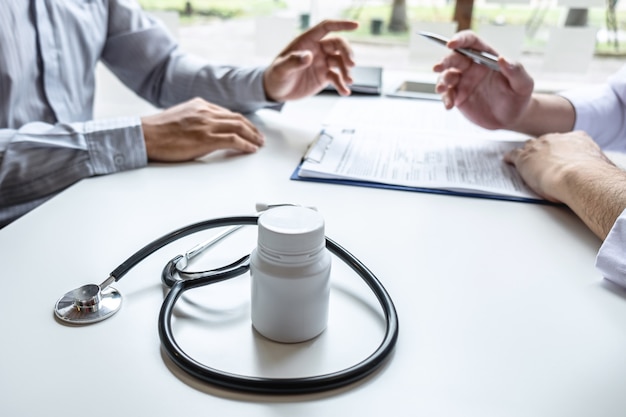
left=418, top=31, right=501, bottom=72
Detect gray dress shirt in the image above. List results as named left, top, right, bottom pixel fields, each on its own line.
left=0, top=0, right=276, bottom=227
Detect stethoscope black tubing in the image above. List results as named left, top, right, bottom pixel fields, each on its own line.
left=110, top=216, right=258, bottom=281
left=111, top=215, right=399, bottom=394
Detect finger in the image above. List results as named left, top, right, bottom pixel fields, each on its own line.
left=204, top=107, right=264, bottom=144
left=498, top=57, right=534, bottom=96
left=434, top=69, right=460, bottom=109
left=503, top=148, right=520, bottom=165
left=441, top=87, right=455, bottom=110
left=215, top=114, right=265, bottom=147
left=326, top=69, right=351, bottom=96
left=270, top=50, right=314, bottom=78
left=304, top=19, right=359, bottom=41
left=320, top=36, right=356, bottom=67
left=504, top=139, right=534, bottom=164
left=435, top=51, right=475, bottom=74
left=205, top=132, right=261, bottom=154
left=436, top=68, right=462, bottom=91
left=325, top=54, right=352, bottom=85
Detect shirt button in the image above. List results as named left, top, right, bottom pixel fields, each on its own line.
left=114, top=154, right=125, bottom=167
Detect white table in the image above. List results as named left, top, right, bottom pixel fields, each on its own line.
left=2, top=94, right=626, bottom=417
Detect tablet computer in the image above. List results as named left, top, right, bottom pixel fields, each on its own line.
left=386, top=80, right=440, bottom=100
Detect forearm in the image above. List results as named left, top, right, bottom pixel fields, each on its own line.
left=561, top=162, right=626, bottom=240
left=510, top=93, right=576, bottom=137
left=148, top=52, right=281, bottom=114
left=167, top=60, right=280, bottom=113
left=0, top=118, right=146, bottom=209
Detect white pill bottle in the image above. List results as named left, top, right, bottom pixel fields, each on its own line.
left=250, top=206, right=331, bottom=343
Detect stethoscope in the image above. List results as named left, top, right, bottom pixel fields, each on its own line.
left=54, top=205, right=399, bottom=395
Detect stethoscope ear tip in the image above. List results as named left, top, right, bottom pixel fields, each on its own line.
left=54, top=284, right=122, bottom=325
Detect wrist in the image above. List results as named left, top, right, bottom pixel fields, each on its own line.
left=262, top=69, right=281, bottom=103
left=561, top=161, right=626, bottom=239
left=510, top=94, right=575, bottom=137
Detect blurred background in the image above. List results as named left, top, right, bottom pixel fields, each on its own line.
left=135, top=0, right=626, bottom=82
left=96, top=0, right=626, bottom=119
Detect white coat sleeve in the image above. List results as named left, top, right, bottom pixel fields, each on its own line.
left=559, top=65, right=626, bottom=152
left=596, top=208, right=626, bottom=289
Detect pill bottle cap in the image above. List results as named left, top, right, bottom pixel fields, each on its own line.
left=258, top=206, right=325, bottom=256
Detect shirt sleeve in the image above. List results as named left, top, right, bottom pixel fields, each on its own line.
left=100, top=3, right=280, bottom=114
left=596, top=207, right=626, bottom=289
left=559, top=64, right=626, bottom=152
left=160, top=54, right=281, bottom=114
left=0, top=117, right=146, bottom=215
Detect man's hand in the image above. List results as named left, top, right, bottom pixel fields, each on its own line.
left=141, top=98, right=264, bottom=162
left=263, top=19, right=359, bottom=102
left=505, top=132, right=626, bottom=239
left=433, top=30, right=534, bottom=131
left=505, top=132, right=610, bottom=203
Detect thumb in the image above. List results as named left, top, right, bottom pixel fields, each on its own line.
left=504, top=146, right=522, bottom=165
left=273, top=50, right=313, bottom=77
left=499, top=57, right=534, bottom=96
left=503, top=143, right=531, bottom=168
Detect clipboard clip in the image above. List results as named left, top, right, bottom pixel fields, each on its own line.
left=303, top=131, right=334, bottom=163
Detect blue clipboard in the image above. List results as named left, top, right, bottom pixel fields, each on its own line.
left=290, top=163, right=553, bottom=205
left=290, top=126, right=556, bottom=205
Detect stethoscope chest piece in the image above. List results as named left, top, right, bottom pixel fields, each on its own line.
left=54, top=284, right=122, bottom=325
